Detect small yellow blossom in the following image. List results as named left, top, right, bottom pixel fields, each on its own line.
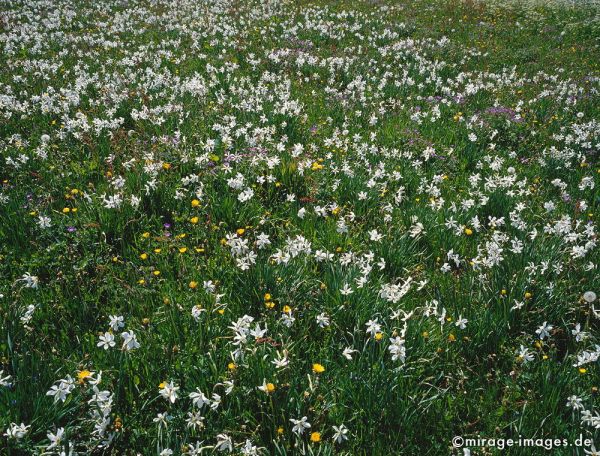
left=312, top=363, right=325, bottom=374
left=77, top=370, right=92, bottom=383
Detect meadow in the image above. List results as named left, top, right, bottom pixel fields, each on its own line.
left=0, top=0, right=599, bottom=454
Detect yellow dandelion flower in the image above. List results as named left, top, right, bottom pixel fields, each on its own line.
left=312, top=363, right=325, bottom=374
left=77, top=370, right=92, bottom=382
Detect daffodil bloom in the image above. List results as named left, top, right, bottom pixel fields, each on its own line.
left=290, top=417, right=311, bottom=436
left=159, top=381, right=179, bottom=403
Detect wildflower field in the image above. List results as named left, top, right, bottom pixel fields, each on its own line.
left=1, top=0, right=599, bottom=454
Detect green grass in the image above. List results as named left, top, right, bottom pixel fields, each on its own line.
left=0, top=0, right=599, bottom=454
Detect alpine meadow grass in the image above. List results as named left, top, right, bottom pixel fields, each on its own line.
left=0, top=0, right=599, bottom=454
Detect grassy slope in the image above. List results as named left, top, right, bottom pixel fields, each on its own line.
left=0, top=0, right=599, bottom=454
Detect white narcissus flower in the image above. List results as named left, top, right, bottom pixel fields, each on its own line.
left=108, top=315, right=124, bottom=331
left=518, top=345, right=534, bottom=363
left=388, top=336, right=406, bottom=362
left=159, top=381, right=179, bottom=403
left=46, top=376, right=75, bottom=403
left=290, top=416, right=311, bottom=436
left=46, top=427, right=65, bottom=449
left=0, top=370, right=12, bottom=387
left=365, top=319, right=381, bottom=336
left=97, top=332, right=115, bottom=349
left=332, top=424, right=349, bottom=443
left=121, top=331, right=140, bottom=351
left=37, top=215, right=51, bottom=228
left=342, top=347, right=358, bottom=360
left=455, top=316, right=468, bottom=329
left=340, top=283, right=354, bottom=296
left=566, top=395, right=584, bottom=411
left=536, top=322, right=553, bottom=340
left=215, top=433, right=233, bottom=452
left=189, top=389, right=210, bottom=409
left=4, top=423, right=30, bottom=440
